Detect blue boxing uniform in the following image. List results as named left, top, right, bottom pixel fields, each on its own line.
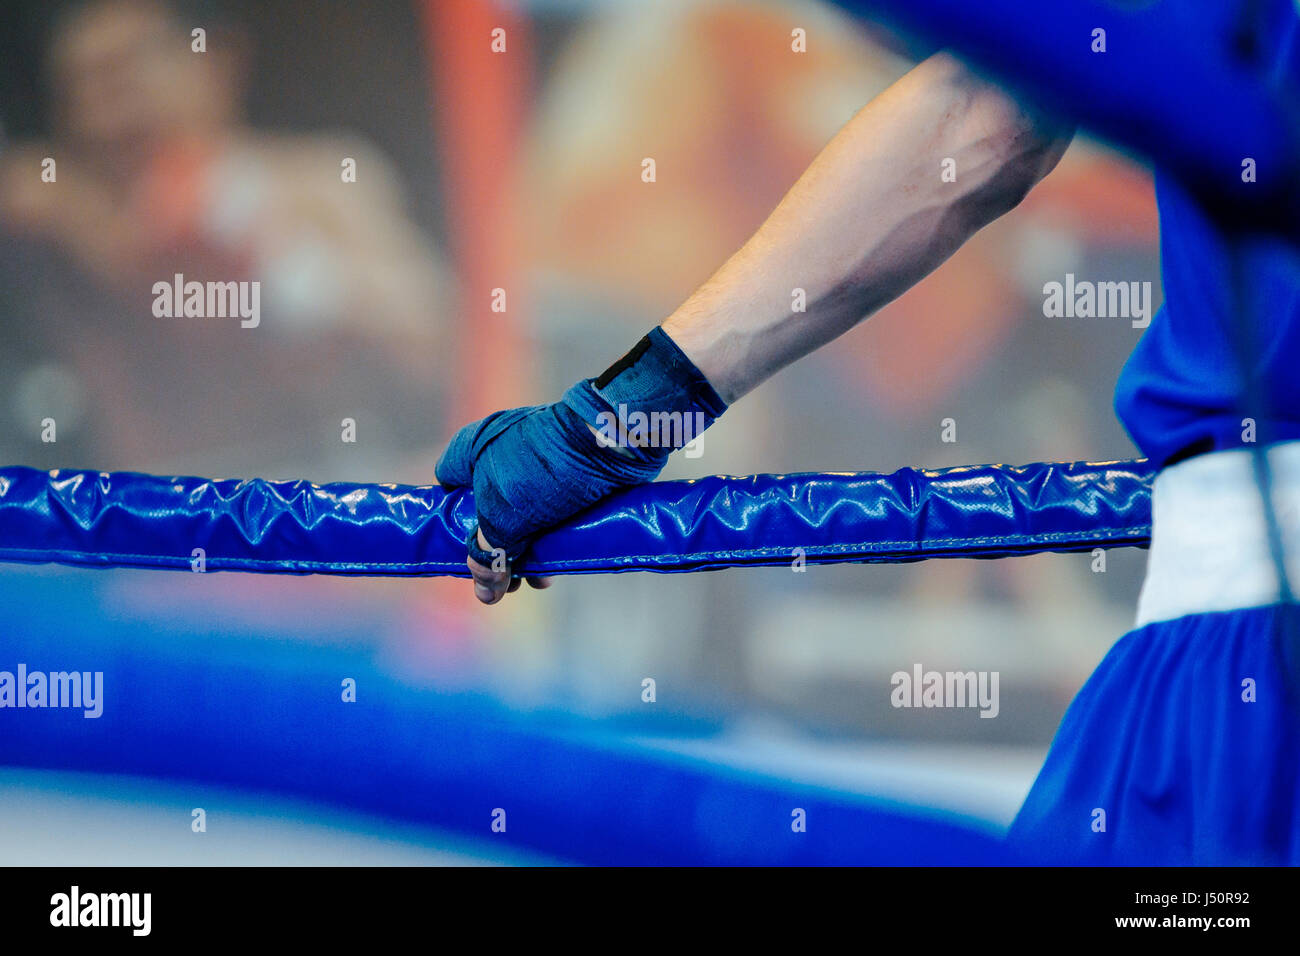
left=1009, top=10, right=1300, bottom=866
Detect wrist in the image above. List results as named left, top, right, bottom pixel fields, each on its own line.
left=562, top=326, right=727, bottom=462
left=660, top=313, right=756, bottom=405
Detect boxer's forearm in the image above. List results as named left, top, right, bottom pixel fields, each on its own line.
left=449, top=54, right=1071, bottom=596
left=662, top=53, right=1072, bottom=404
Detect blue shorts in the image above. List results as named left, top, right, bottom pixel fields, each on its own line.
left=1008, top=604, right=1300, bottom=865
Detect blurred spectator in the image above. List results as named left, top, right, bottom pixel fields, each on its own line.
left=0, top=0, right=447, bottom=478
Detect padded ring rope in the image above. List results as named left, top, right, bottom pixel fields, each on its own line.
left=0, top=460, right=1154, bottom=577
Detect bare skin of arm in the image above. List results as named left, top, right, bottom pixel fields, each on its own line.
left=471, top=52, right=1074, bottom=603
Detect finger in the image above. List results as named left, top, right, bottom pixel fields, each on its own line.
left=434, top=422, right=479, bottom=488
left=436, top=407, right=536, bottom=489
left=526, top=576, right=554, bottom=590
left=507, top=577, right=523, bottom=593
left=467, top=553, right=511, bottom=605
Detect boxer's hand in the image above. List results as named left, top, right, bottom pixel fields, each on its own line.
left=434, top=393, right=666, bottom=605
left=436, top=328, right=728, bottom=605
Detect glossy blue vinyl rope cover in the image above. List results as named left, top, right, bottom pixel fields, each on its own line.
left=0, top=460, right=1154, bottom=577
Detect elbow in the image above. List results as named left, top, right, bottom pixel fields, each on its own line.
left=951, top=107, right=1074, bottom=232
left=938, top=57, right=1075, bottom=222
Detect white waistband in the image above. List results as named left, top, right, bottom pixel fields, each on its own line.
left=1136, top=443, right=1300, bottom=626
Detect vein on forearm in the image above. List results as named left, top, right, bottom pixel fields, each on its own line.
left=663, top=53, right=1071, bottom=404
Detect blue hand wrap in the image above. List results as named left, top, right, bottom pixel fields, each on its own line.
left=436, top=327, right=727, bottom=562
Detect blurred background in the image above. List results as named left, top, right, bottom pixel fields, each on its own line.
left=0, top=0, right=1158, bottom=864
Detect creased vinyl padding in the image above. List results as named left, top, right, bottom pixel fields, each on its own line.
left=0, top=460, right=1154, bottom=577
